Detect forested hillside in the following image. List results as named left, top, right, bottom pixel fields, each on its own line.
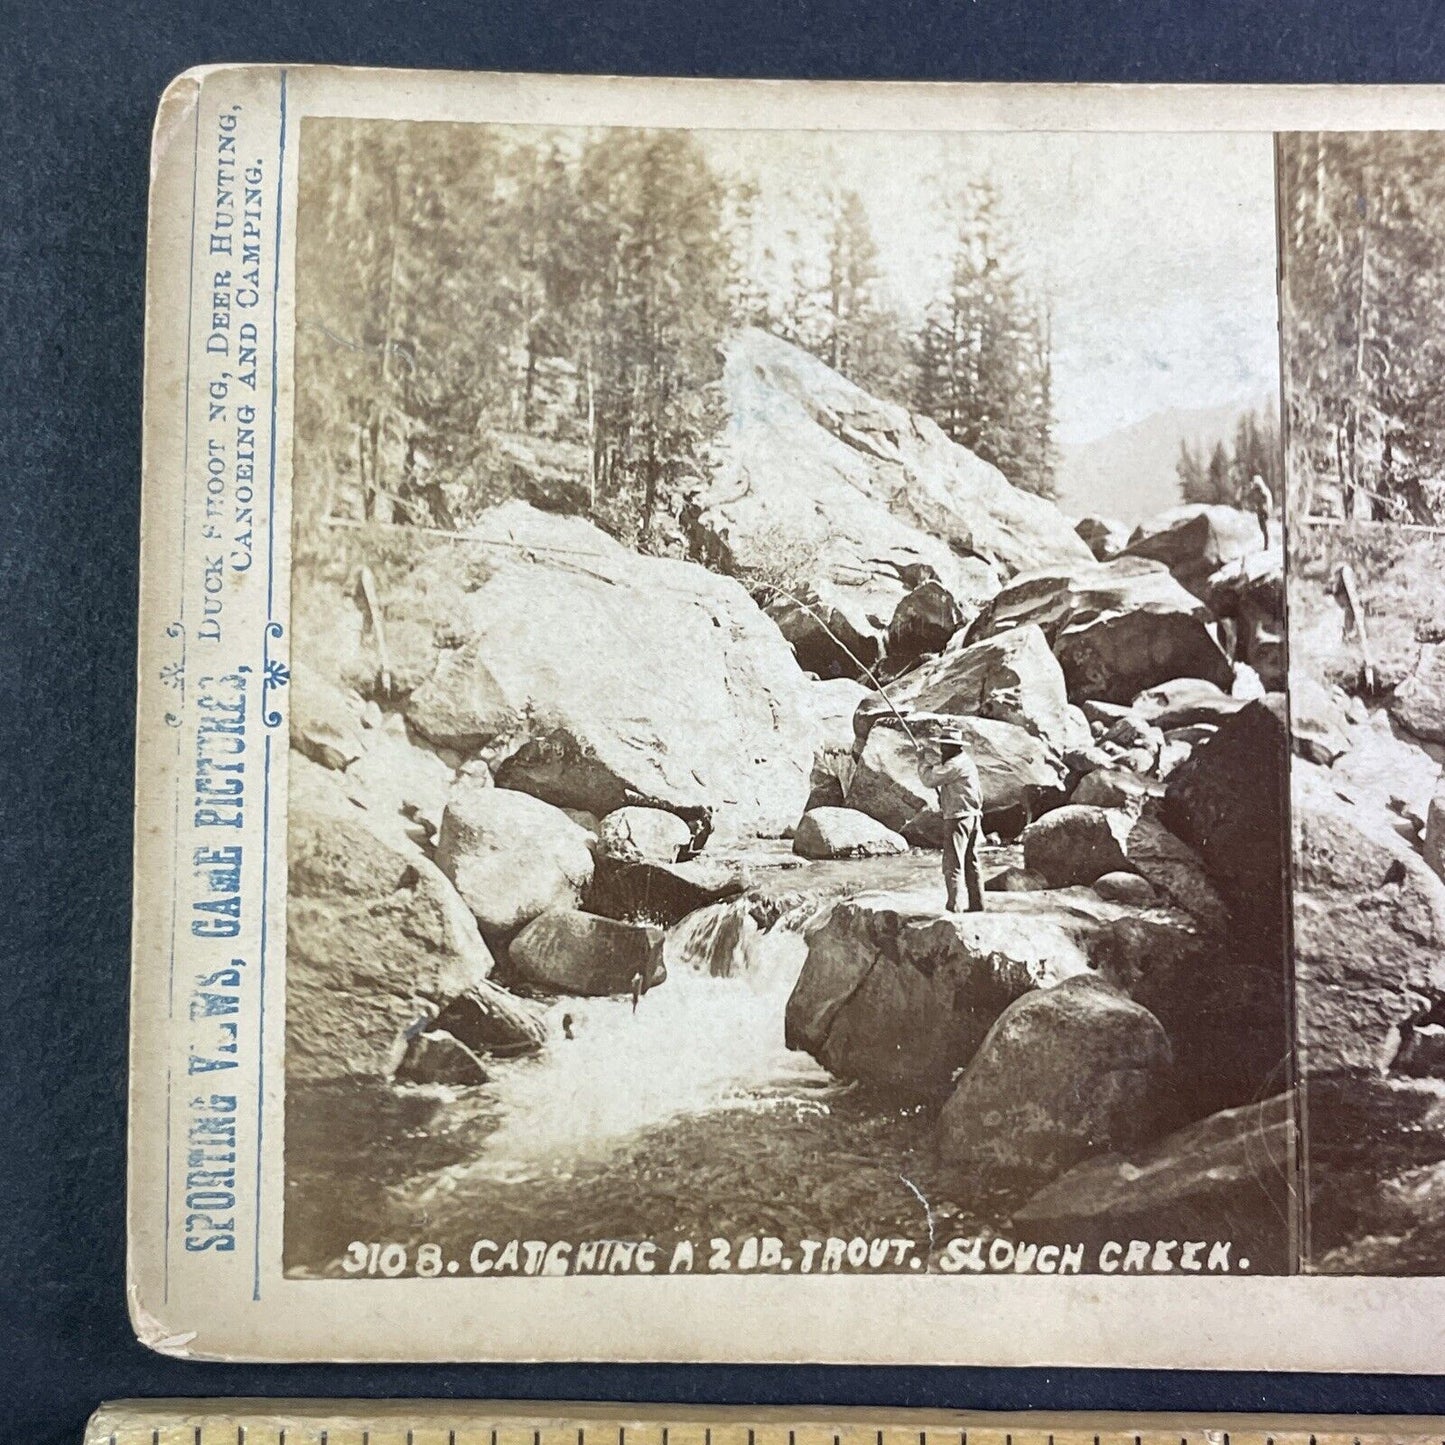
left=292, top=121, right=1060, bottom=560
left=1281, top=132, right=1445, bottom=524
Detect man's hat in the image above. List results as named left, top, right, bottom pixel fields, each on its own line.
left=929, top=720, right=970, bottom=746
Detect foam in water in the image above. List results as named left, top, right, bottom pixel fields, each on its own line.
left=465, top=913, right=823, bottom=1181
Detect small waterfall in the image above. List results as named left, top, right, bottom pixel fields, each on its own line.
left=443, top=900, right=827, bottom=1182
left=665, top=898, right=761, bottom=979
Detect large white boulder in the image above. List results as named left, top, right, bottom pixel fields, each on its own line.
left=792, top=806, right=909, bottom=860
left=597, top=806, right=694, bottom=864
left=290, top=663, right=366, bottom=771
left=694, top=329, right=1091, bottom=676
left=286, top=754, right=497, bottom=1082
left=400, top=502, right=819, bottom=841
left=1393, top=642, right=1445, bottom=744
left=1293, top=762, right=1445, bottom=1075
left=435, top=777, right=595, bottom=937
left=340, top=712, right=456, bottom=843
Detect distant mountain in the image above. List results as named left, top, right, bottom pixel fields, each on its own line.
left=1055, top=400, right=1272, bottom=527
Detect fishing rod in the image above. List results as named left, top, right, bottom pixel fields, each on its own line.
left=756, top=580, right=922, bottom=748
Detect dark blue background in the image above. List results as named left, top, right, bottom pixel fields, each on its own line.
left=5, top=2, right=1445, bottom=1442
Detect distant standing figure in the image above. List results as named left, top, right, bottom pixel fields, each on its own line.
left=561, top=1012, right=575, bottom=1041
left=1246, top=473, right=1273, bottom=548
left=916, top=723, right=985, bottom=913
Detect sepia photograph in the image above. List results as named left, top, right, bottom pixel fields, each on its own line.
left=279, top=116, right=1294, bottom=1280
left=1279, top=131, right=1445, bottom=1273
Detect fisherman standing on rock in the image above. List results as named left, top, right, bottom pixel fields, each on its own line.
left=917, top=722, right=986, bottom=914
left=867, top=705, right=987, bottom=914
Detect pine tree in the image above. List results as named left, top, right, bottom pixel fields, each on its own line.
left=775, top=188, right=911, bottom=401
left=1281, top=132, right=1445, bottom=522
left=573, top=130, right=735, bottom=547
left=1177, top=437, right=1208, bottom=502
left=1205, top=439, right=1232, bottom=505
left=908, top=180, right=1058, bottom=497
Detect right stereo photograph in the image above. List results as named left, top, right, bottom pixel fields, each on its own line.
left=1281, top=130, right=1445, bottom=1274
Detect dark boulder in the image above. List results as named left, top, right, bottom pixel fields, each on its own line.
left=395, top=1029, right=490, bottom=1087
left=432, top=981, right=548, bottom=1058
left=1158, top=698, right=1291, bottom=1112
left=1075, top=514, right=1129, bottom=561
left=1054, top=608, right=1235, bottom=705
left=586, top=853, right=747, bottom=927
left=939, top=974, right=1173, bottom=1191
left=885, top=579, right=964, bottom=667
left=509, top=909, right=666, bottom=996
left=1122, top=503, right=1264, bottom=600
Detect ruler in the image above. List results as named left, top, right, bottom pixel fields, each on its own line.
left=81, top=1403, right=1445, bottom=1445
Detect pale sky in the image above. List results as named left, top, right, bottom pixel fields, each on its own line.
left=698, top=129, right=1280, bottom=445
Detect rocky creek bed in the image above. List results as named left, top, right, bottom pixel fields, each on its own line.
left=284, top=883, right=959, bottom=1276
left=284, top=330, right=1307, bottom=1275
